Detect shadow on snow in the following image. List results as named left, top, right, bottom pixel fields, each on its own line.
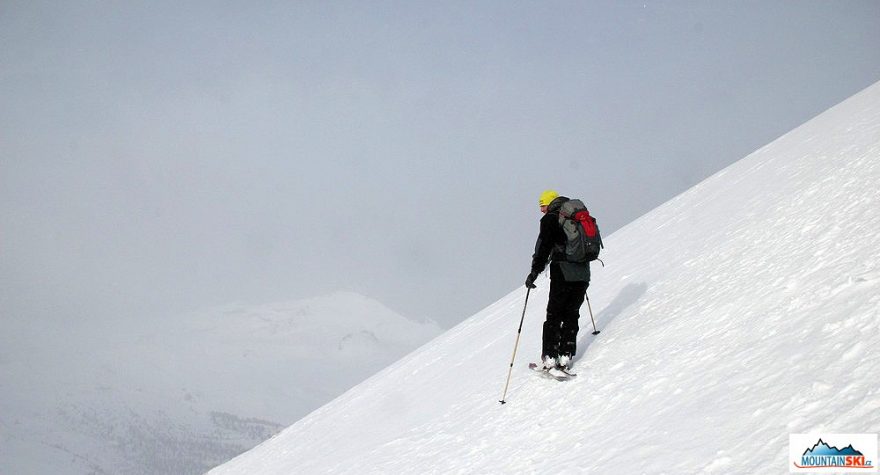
left=573, top=282, right=648, bottom=364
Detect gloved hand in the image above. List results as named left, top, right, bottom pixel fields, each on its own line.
left=525, top=272, right=538, bottom=289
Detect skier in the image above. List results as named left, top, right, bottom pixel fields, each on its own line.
left=525, top=190, right=591, bottom=372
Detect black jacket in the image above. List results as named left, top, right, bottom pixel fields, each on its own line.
left=530, top=196, right=591, bottom=282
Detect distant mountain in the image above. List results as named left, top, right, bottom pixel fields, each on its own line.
left=0, top=292, right=441, bottom=474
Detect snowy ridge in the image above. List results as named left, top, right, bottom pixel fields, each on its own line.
left=212, top=80, right=880, bottom=474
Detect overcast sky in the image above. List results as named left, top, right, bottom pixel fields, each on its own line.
left=2, top=1, right=879, bottom=329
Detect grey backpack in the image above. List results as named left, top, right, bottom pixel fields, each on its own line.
left=558, top=199, right=603, bottom=263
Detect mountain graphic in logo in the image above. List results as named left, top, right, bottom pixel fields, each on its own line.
left=803, top=439, right=864, bottom=457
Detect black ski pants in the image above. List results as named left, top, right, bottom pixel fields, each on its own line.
left=542, top=267, right=589, bottom=360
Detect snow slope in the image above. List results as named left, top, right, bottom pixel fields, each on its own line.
left=0, top=292, right=440, bottom=474
left=211, top=80, right=880, bottom=474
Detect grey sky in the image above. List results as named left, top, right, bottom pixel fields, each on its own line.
left=2, top=1, right=879, bottom=329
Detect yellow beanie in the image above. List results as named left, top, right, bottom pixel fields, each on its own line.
left=538, top=190, right=559, bottom=206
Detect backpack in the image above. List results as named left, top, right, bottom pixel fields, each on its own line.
left=558, top=199, right=603, bottom=263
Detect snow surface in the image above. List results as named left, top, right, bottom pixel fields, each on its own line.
left=211, top=80, right=880, bottom=474
left=0, top=292, right=440, bottom=474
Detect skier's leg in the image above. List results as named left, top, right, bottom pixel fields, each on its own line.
left=560, top=281, right=588, bottom=359
left=543, top=275, right=566, bottom=360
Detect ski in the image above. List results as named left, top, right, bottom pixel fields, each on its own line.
left=528, top=362, right=571, bottom=381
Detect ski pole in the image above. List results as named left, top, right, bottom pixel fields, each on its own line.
left=499, top=287, right=531, bottom=405
left=586, top=291, right=600, bottom=335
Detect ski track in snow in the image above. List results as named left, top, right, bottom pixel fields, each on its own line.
left=210, top=81, right=880, bottom=474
